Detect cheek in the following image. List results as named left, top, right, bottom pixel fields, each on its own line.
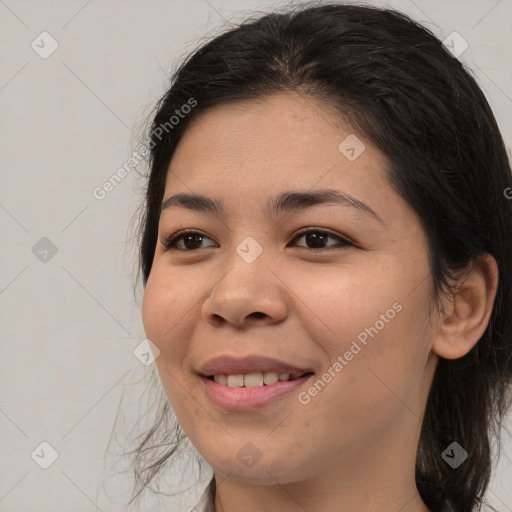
left=141, top=276, right=164, bottom=343
left=141, top=272, right=191, bottom=360
left=141, top=274, right=198, bottom=409
left=300, top=266, right=401, bottom=355
left=329, top=297, right=432, bottom=420
left=308, top=268, right=433, bottom=417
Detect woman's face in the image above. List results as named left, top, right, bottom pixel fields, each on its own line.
left=142, top=92, right=439, bottom=488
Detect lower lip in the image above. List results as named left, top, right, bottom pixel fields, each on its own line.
left=200, top=374, right=313, bottom=412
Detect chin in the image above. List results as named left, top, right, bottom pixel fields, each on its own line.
left=204, top=448, right=308, bottom=485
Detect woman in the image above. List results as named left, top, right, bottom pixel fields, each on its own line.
left=123, top=3, right=512, bottom=511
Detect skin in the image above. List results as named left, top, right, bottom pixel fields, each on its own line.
left=142, top=92, right=498, bottom=512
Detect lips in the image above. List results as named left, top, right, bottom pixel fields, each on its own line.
left=198, top=355, right=315, bottom=411
left=198, top=354, right=314, bottom=380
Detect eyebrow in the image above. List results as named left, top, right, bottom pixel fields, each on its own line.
left=160, top=189, right=383, bottom=224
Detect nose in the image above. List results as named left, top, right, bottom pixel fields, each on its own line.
left=202, top=257, right=288, bottom=328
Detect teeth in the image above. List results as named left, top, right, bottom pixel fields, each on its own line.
left=244, top=372, right=264, bottom=387
left=213, top=374, right=228, bottom=385
left=226, top=375, right=244, bottom=387
left=263, top=371, right=279, bottom=385
left=212, top=371, right=295, bottom=387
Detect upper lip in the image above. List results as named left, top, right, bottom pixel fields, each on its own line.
left=198, top=355, right=314, bottom=378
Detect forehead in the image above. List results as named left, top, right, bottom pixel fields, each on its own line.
left=162, top=92, right=405, bottom=225
left=168, top=94, right=380, bottom=175
left=173, top=92, right=349, bottom=162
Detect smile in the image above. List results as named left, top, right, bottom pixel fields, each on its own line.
left=201, top=372, right=314, bottom=411
left=208, top=371, right=307, bottom=387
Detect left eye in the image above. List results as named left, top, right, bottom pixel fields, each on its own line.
left=163, top=229, right=353, bottom=251
left=292, top=229, right=353, bottom=250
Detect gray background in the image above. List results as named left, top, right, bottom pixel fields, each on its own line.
left=1, top=0, right=511, bottom=511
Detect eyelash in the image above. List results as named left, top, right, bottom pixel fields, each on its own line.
left=162, top=228, right=354, bottom=252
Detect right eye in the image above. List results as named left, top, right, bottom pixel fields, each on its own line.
left=163, top=230, right=217, bottom=251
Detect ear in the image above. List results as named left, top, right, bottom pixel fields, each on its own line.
left=432, top=253, right=499, bottom=359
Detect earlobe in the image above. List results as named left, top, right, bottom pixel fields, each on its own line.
left=432, top=253, right=499, bottom=360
